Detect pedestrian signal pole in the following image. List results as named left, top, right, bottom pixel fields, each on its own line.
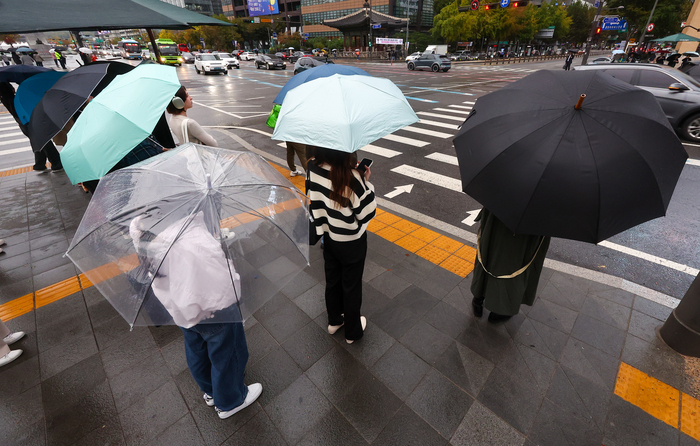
left=581, top=1, right=604, bottom=66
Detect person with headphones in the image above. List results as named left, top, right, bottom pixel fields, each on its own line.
left=167, top=86, right=218, bottom=147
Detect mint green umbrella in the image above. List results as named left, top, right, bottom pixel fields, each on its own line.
left=271, top=74, right=418, bottom=153
left=62, top=64, right=181, bottom=184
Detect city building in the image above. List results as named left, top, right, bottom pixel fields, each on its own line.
left=159, top=0, right=224, bottom=16
left=222, top=0, right=303, bottom=32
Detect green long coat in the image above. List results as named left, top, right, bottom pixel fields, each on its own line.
left=470, top=208, right=551, bottom=316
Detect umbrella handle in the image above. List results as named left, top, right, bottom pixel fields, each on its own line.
left=574, top=94, right=586, bottom=110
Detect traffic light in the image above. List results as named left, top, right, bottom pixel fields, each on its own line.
left=512, top=2, right=518, bottom=6
left=596, top=27, right=601, bottom=34
left=484, top=4, right=490, bottom=9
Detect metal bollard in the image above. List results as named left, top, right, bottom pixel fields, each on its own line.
left=659, top=272, right=700, bottom=357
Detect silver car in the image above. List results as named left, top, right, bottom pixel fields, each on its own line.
left=575, top=63, right=700, bottom=142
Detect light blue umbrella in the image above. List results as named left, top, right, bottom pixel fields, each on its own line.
left=273, top=64, right=370, bottom=105
left=61, top=64, right=181, bottom=184
left=14, top=70, right=66, bottom=124
left=271, top=74, right=418, bottom=153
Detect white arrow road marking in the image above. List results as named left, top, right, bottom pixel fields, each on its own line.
left=384, top=184, right=414, bottom=198
left=426, top=153, right=459, bottom=165
left=359, top=145, right=402, bottom=158
left=462, top=209, right=481, bottom=226
left=391, top=164, right=463, bottom=191
left=400, top=126, right=453, bottom=139
left=416, top=112, right=465, bottom=122
left=433, top=108, right=471, bottom=115
left=417, top=119, right=461, bottom=130
left=598, top=241, right=700, bottom=276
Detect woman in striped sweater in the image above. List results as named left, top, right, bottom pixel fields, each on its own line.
left=307, top=147, right=377, bottom=344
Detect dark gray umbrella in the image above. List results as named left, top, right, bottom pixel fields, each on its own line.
left=27, top=61, right=134, bottom=153
left=453, top=70, right=688, bottom=244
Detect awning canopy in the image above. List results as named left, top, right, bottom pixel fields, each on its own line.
left=652, top=33, right=700, bottom=43
left=0, top=0, right=229, bottom=33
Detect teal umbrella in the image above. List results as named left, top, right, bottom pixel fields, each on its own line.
left=61, top=64, right=180, bottom=184
left=652, top=33, right=700, bottom=42
left=271, top=74, right=418, bottom=153
left=14, top=71, right=66, bottom=124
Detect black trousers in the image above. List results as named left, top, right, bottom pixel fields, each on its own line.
left=323, top=232, right=367, bottom=341
left=33, top=141, right=62, bottom=170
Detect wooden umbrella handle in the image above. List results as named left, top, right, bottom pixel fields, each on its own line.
left=575, top=94, right=586, bottom=110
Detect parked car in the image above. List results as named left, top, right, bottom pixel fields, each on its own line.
left=575, top=63, right=700, bottom=141
left=451, top=50, right=472, bottom=61
left=180, top=51, right=195, bottom=64
left=239, top=51, right=255, bottom=61
left=293, top=51, right=312, bottom=59
left=405, top=52, right=421, bottom=62
left=194, top=53, right=227, bottom=75
left=255, top=55, right=287, bottom=70
left=293, top=56, right=332, bottom=75
left=213, top=52, right=240, bottom=69
left=407, top=54, right=451, bottom=72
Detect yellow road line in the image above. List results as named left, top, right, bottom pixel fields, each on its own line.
left=614, top=362, right=700, bottom=441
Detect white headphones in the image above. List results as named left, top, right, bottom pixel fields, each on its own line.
left=171, top=96, right=185, bottom=110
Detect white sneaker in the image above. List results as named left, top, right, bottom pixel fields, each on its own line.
left=0, top=349, right=23, bottom=367
left=3, top=331, right=25, bottom=345
left=0, top=239, right=5, bottom=246
left=203, top=393, right=215, bottom=407
left=216, top=383, right=263, bottom=419
left=328, top=322, right=344, bottom=335
left=346, top=316, right=367, bottom=344
left=289, top=170, right=304, bottom=177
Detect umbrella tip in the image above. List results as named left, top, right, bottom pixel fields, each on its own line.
left=206, top=173, right=212, bottom=190
left=574, top=94, right=586, bottom=110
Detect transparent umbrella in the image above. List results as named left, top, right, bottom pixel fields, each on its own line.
left=66, top=143, right=310, bottom=328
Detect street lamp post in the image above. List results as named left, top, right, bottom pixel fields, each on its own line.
left=638, top=0, right=659, bottom=47
left=581, top=4, right=624, bottom=65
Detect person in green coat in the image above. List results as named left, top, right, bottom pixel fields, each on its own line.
left=471, top=208, right=550, bottom=322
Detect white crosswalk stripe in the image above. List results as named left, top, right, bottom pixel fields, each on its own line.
left=382, top=133, right=430, bottom=147
left=426, top=152, right=458, bottom=165
left=417, top=119, right=460, bottom=130
left=391, top=164, right=462, bottom=192
left=449, top=105, right=472, bottom=110
left=0, top=147, right=31, bottom=157
left=0, top=137, right=29, bottom=146
left=359, top=145, right=402, bottom=158
left=433, top=108, right=471, bottom=115
left=416, top=112, right=465, bottom=122
left=463, top=101, right=475, bottom=105
left=1, top=131, right=24, bottom=138
left=400, top=126, right=453, bottom=139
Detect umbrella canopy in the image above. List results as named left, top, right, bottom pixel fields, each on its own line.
left=61, top=64, right=180, bottom=184
left=453, top=70, right=688, bottom=244
left=0, top=0, right=229, bottom=33
left=66, top=143, right=310, bottom=328
left=0, top=64, right=50, bottom=84
left=652, top=33, right=700, bottom=43
left=16, top=47, right=34, bottom=53
left=27, top=61, right=134, bottom=153
left=683, top=51, right=699, bottom=57
left=273, top=64, right=370, bottom=105
left=78, top=47, right=93, bottom=54
left=14, top=70, right=66, bottom=124
left=611, top=49, right=625, bottom=54
left=272, top=74, right=418, bottom=153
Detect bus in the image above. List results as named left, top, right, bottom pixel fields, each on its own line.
left=117, top=39, right=142, bottom=60
left=149, top=38, right=183, bottom=65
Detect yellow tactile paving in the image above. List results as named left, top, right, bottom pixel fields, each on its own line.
left=682, top=393, right=700, bottom=441
left=614, top=362, right=680, bottom=428
left=0, top=166, right=33, bottom=177
left=454, top=245, right=477, bottom=263
left=375, top=226, right=405, bottom=242
left=432, top=235, right=464, bottom=254
left=392, top=219, right=421, bottom=234
left=367, top=219, right=387, bottom=233
left=394, top=234, right=427, bottom=253
left=0, top=294, right=34, bottom=321
left=410, top=227, right=442, bottom=243
left=375, top=211, right=402, bottom=225
left=35, top=276, right=83, bottom=308
left=415, top=244, right=451, bottom=265
left=440, top=255, right=474, bottom=278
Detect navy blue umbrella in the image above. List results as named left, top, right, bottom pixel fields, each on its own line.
left=14, top=70, right=66, bottom=124
left=273, top=64, right=370, bottom=105
left=0, top=64, right=51, bottom=84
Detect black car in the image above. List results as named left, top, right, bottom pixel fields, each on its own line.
left=255, top=55, right=287, bottom=70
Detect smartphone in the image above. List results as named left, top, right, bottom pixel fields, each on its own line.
left=357, top=158, right=373, bottom=173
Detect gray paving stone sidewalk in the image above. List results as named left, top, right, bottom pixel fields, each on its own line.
left=1, top=163, right=698, bottom=446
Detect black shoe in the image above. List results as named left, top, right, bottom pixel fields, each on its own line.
left=33, top=166, right=49, bottom=173
left=472, top=297, right=484, bottom=318
left=488, top=312, right=512, bottom=323
left=50, top=166, right=64, bottom=173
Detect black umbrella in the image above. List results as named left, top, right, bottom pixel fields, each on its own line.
left=0, top=64, right=50, bottom=84
left=27, top=61, right=134, bottom=152
left=453, top=70, right=688, bottom=244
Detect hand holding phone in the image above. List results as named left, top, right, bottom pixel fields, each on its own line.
left=356, top=158, right=373, bottom=180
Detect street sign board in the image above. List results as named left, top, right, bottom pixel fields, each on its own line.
left=647, top=23, right=655, bottom=32
left=376, top=37, right=403, bottom=45
left=601, top=17, right=627, bottom=32
left=372, top=24, right=381, bottom=29
left=470, top=0, right=479, bottom=10
left=254, top=17, right=260, bottom=23
left=272, top=32, right=277, bottom=38
left=500, top=0, right=509, bottom=7
left=248, top=0, right=278, bottom=17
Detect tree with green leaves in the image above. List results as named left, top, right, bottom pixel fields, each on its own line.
left=564, top=1, right=595, bottom=45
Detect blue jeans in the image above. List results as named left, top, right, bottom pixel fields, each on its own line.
left=180, top=322, right=249, bottom=411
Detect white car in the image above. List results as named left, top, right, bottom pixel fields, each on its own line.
left=405, top=52, right=422, bottom=62
left=213, top=52, right=240, bottom=69
left=239, top=51, right=256, bottom=61
left=194, top=54, right=227, bottom=75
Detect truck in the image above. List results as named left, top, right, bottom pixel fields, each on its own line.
left=424, top=45, right=449, bottom=56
